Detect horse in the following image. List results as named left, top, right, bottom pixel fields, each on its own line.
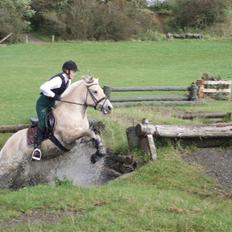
left=0, top=75, right=113, bottom=184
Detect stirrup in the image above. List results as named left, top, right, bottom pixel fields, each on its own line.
left=32, top=148, right=42, bottom=161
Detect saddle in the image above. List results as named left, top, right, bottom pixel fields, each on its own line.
left=27, top=111, right=69, bottom=152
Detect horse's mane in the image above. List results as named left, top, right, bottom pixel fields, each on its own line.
left=62, top=75, right=99, bottom=97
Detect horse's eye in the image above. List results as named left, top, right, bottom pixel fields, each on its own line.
left=93, top=90, right=98, bottom=94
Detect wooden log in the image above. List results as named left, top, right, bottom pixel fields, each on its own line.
left=135, top=123, right=232, bottom=138
left=0, top=33, right=13, bottom=44
left=204, top=80, right=231, bottom=85
left=0, top=119, right=103, bottom=134
left=188, top=82, right=198, bottom=101
left=203, top=89, right=231, bottom=93
left=111, top=95, right=189, bottom=102
left=179, top=112, right=232, bottom=120
left=0, top=124, right=29, bottom=133
left=167, top=33, right=203, bottom=39
left=146, top=134, right=157, bottom=160
left=108, top=86, right=189, bottom=92
left=113, top=100, right=204, bottom=108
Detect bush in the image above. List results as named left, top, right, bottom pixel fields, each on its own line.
left=172, top=0, right=227, bottom=30
left=137, top=29, right=166, bottom=41
left=0, top=0, right=34, bottom=42
left=30, top=0, right=157, bottom=41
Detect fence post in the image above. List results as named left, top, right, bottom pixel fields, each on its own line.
left=103, top=86, right=112, bottom=99
left=52, top=35, right=55, bottom=43
left=25, top=35, right=29, bottom=43
left=196, top=80, right=205, bottom=99
left=188, top=82, right=198, bottom=101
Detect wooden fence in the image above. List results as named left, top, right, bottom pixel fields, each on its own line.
left=127, top=119, right=232, bottom=160
left=196, top=80, right=231, bottom=99
left=103, top=83, right=199, bottom=107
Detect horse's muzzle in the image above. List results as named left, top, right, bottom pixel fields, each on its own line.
left=99, top=99, right=113, bottom=114
left=103, top=105, right=113, bottom=114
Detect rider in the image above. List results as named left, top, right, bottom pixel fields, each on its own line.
left=32, top=60, right=79, bottom=161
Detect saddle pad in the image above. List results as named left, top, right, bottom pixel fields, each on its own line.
left=27, top=126, right=37, bottom=146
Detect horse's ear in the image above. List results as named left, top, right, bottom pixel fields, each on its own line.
left=83, top=75, right=95, bottom=84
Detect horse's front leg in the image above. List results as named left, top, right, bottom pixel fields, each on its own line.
left=60, top=128, right=106, bottom=163
left=82, top=129, right=106, bottom=163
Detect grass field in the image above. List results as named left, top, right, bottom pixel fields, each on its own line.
left=0, top=40, right=232, bottom=124
left=0, top=40, right=232, bottom=231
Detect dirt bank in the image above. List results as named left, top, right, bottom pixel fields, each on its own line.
left=184, top=148, right=232, bottom=192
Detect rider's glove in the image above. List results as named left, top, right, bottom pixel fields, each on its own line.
left=54, top=94, right=61, bottom=101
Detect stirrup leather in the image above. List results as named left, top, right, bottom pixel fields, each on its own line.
left=32, top=148, right=42, bottom=161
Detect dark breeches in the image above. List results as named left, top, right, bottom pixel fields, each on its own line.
left=36, top=95, right=55, bottom=145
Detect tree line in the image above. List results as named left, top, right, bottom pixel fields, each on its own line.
left=0, top=0, right=230, bottom=42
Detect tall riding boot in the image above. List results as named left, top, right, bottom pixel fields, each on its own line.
left=32, top=128, right=44, bottom=161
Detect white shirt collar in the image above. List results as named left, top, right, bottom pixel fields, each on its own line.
left=61, top=72, right=70, bottom=82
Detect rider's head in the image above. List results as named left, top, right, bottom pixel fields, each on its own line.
left=62, top=60, right=79, bottom=79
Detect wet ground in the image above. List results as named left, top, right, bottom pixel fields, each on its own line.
left=184, top=147, right=232, bottom=192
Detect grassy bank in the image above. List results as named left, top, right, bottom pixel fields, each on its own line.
left=0, top=40, right=232, bottom=231
left=0, top=146, right=231, bottom=231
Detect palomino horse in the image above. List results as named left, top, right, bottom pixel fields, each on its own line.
left=0, top=75, right=113, bottom=180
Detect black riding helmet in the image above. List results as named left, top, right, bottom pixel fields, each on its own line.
left=62, top=60, right=79, bottom=73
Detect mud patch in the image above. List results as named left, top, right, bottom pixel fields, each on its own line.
left=183, top=148, right=232, bottom=192
left=0, top=209, right=79, bottom=230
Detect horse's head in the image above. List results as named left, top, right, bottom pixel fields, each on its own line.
left=82, top=75, right=113, bottom=114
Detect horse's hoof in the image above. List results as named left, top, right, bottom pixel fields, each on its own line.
left=90, top=152, right=105, bottom=164
left=90, top=154, right=97, bottom=164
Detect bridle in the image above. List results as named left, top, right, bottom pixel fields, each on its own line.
left=59, top=83, right=108, bottom=111
left=86, top=84, right=108, bottom=110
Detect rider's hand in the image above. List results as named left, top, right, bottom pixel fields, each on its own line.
left=54, top=94, right=61, bottom=101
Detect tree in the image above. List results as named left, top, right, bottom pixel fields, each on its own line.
left=30, top=0, right=155, bottom=40
left=172, top=0, right=227, bottom=29
left=0, top=0, right=34, bottom=42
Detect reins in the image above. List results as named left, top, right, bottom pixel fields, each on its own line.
left=58, top=99, right=86, bottom=106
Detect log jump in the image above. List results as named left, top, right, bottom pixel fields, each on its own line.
left=127, top=119, right=232, bottom=160
left=196, top=79, right=231, bottom=100
left=103, top=83, right=199, bottom=107
left=178, top=112, right=232, bottom=120
left=0, top=124, right=29, bottom=133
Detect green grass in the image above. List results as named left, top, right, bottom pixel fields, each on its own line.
left=0, top=40, right=232, bottom=124
left=1, top=40, right=232, bottom=231
left=0, top=147, right=231, bottom=231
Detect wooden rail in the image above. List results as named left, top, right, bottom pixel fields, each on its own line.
left=104, top=83, right=198, bottom=106
left=0, top=124, right=29, bottom=133
left=178, top=112, right=232, bottom=120
left=0, top=33, right=13, bottom=44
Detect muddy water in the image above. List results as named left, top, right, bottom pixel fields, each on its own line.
left=55, top=143, right=105, bottom=186
left=0, top=140, right=120, bottom=189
